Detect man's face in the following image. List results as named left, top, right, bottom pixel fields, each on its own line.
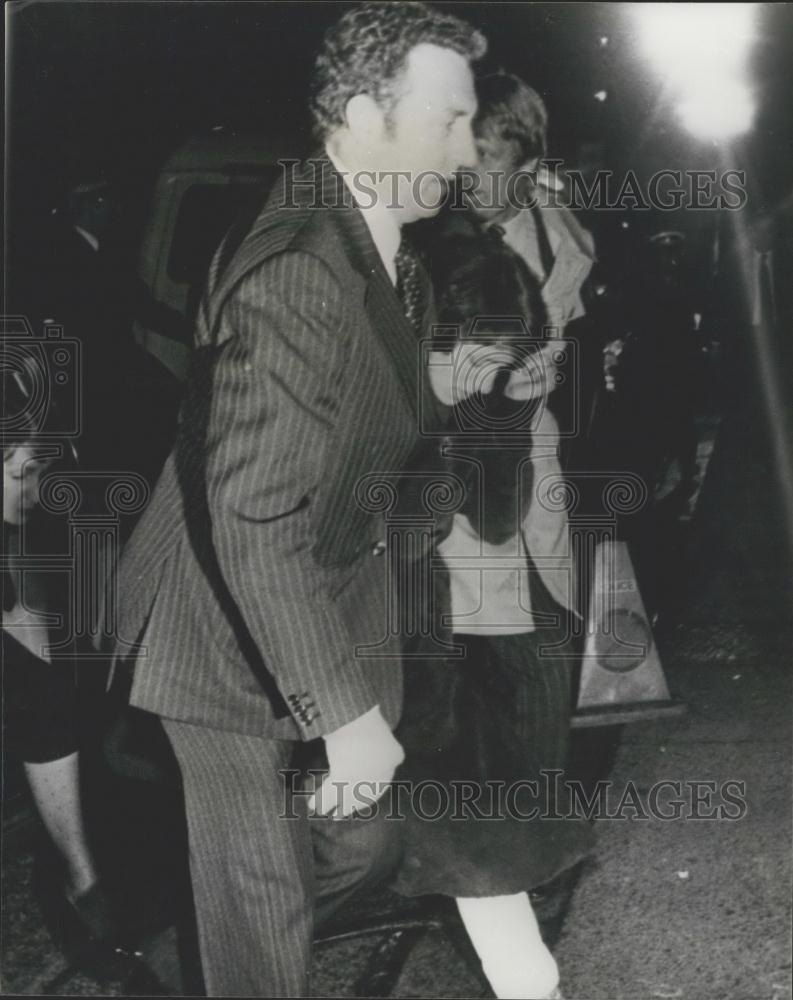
left=466, top=130, right=523, bottom=221
left=375, top=43, right=477, bottom=222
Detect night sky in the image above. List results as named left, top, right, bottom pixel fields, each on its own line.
left=5, top=1, right=793, bottom=289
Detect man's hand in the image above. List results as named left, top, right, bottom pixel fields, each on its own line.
left=308, top=705, right=404, bottom=818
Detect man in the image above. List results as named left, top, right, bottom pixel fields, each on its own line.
left=463, top=73, right=596, bottom=334
left=111, top=3, right=485, bottom=995
left=459, top=71, right=609, bottom=478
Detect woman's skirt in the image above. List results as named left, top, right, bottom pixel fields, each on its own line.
left=2, top=629, right=79, bottom=764
left=391, top=581, right=595, bottom=898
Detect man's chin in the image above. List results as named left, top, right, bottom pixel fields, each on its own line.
left=407, top=192, right=450, bottom=224
left=406, top=202, right=444, bottom=223
left=412, top=176, right=450, bottom=218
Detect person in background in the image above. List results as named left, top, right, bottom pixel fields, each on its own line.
left=2, top=373, right=120, bottom=952
left=625, top=231, right=703, bottom=496
left=464, top=72, right=596, bottom=337
left=410, top=71, right=600, bottom=466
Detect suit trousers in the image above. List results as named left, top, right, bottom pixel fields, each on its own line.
left=162, top=718, right=402, bottom=997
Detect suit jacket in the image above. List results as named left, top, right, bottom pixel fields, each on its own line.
left=112, top=156, right=443, bottom=740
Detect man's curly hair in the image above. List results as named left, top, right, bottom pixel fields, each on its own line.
left=310, top=2, right=487, bottom=141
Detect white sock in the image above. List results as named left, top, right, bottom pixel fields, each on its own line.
left=455, top=893, right=560, bottom=1000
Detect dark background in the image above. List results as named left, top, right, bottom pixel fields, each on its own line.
left=5, top=0, right=793, bottom=302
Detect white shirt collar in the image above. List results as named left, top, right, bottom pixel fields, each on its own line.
left=325, top=144, right=401, bottom=285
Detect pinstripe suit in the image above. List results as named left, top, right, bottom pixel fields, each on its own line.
left=112, top=156, right=443, bottom=995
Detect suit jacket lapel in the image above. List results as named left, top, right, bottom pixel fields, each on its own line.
left=362, top=267, right=424, bottom=421
left=340, top=204, right=444, bottom=428
left=207, top=151, right=429, bottom=422
left=310, top=157, right=426, bottom=422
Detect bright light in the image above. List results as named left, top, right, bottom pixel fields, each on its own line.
left=635, top=3, right=755, bottom=85
left=677, top=80, right=755, bottom=141
left=633, top=3, right=757, bottom=139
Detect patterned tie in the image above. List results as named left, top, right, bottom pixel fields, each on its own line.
left=395, top=236, right=427, bottom=335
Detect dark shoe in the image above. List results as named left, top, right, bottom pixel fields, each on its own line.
left=66, top=882, right=123, bottom=945
left=35, top=869, right=126, bottom=959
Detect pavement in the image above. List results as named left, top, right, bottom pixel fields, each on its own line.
left=2, top=390, right=791, bottom=998
left=553, top=396, right=793, bottom=1000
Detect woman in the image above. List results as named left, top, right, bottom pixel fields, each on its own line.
left=393, top=229, right=594, bottom=1000
left=2, top=373, right=119, bottom=949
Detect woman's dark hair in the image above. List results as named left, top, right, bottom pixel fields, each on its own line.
left=428, top=229, right=547, bottom=542
left=3, top=369, right=39, bottom=455
left=431, top=229, right=548, bottom=347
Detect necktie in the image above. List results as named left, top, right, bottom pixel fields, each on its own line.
left=530, top=204, right=556, bottom=284
left=395, top=236, right=427, bottom=335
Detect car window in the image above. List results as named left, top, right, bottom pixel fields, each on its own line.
left=167, top=173, right=278, bottom=311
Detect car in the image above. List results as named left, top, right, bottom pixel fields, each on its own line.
left=132, top=127, right=302, bottom=380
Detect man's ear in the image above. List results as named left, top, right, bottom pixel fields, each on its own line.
left=345, top=93, right=386, bottom=146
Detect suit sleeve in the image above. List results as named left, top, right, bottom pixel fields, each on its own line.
left=205, top=251, right=378, bottom=738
